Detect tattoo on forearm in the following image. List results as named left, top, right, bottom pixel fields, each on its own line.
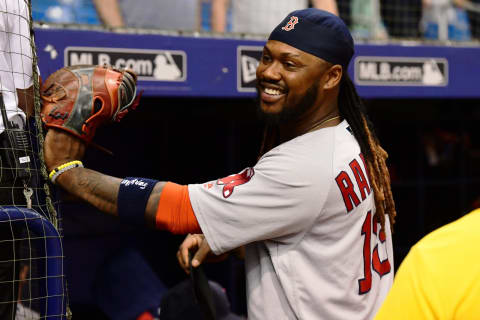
left=77, top=170, right=101, bottom=193
left=65, top=168, right=121, bottom=215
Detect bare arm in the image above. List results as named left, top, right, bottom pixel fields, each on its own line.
left=44, top=129, right=165, bottom=228
left=211, top=0, right=228, bottom=32
left=93, top=0, right=125, bottom=27
left=311, top=0, right=339, bottom=16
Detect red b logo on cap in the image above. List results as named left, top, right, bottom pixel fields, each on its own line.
left=282, top=16, right=299, bottom=31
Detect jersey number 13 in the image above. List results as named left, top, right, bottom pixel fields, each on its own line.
left=358, top=210, right=391, bottom=294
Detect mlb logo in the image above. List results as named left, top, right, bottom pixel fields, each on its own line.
left=152, top=52, right=186, bottom=81
left=236, top=46, right=263, bottom=92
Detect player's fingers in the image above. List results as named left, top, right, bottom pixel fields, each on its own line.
left=178, top=245, right=192, bottom=274
left=176, top=250, right=189, bottom=274
left=178, top=234, right=201, bottom=273
left=192, top=239, right=212, bottom=268
left=181, top=236, right=197, bottom=268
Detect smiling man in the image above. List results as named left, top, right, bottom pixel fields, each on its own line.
left=43, top=8, right=396, bottom=320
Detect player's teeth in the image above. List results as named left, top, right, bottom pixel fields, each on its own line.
left=264, top=88, right=282, bottom=95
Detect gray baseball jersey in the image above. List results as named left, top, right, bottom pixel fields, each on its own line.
left=188, top=120, right=393, bottom=319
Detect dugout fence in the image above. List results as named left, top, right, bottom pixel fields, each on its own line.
left=0, top=1, right=69, bottom=318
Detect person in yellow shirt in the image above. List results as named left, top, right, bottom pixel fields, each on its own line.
left=375, top=208, right=480, bottom=320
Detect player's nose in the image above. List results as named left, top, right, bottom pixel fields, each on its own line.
left=259, top=61, right=282, bottom=82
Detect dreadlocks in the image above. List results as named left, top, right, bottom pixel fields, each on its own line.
left=338, top=74, right=396, bottom=229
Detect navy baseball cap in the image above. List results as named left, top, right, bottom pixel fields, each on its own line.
left=268, top=8, right=354, bottom=69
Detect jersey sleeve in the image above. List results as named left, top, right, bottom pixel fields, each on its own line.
left=373, top=245, right=439, bottom=320
left=188, top=143, right=334, bottom=255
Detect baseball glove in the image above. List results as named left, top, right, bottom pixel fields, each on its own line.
left=41, top=65, right=139, bottom=144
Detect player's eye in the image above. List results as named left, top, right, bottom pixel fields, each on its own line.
left=282, top=60, right=300, bottom=70
left=261, top=54, right=272, bottom=64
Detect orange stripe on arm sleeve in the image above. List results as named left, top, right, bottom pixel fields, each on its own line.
left=155, top=182, right=202, bottom=234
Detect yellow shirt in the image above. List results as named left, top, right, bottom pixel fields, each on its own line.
left=375, top=209, right=480, bottom=320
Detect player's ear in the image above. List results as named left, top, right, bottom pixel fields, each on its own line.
left=323, top=64, right=343, bottom=90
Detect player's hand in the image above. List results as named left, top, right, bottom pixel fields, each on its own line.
left=44, top=128, right=86, bottom=172
left=177, top=234, right=236, bottom=274
left=177, top=234, right=211, bottom=274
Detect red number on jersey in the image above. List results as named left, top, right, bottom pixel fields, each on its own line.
left=358, top=211, right=391, bottom=294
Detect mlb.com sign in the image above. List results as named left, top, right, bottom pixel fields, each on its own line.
left=65, top=47, right=187, bottom=82
left=354, top=56, right=448, bottom=86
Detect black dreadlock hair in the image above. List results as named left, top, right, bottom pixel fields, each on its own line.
left=338, top=74, right=396, bottom=229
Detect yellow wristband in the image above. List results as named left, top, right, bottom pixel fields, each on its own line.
left=49, top=160, right=84, bottom=183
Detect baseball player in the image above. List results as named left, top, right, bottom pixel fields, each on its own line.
left=42, top=9, right=396, bottom=319
left=0, top=1, right=35, bottom=319
left=374, top=208, right=480, bottom=319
